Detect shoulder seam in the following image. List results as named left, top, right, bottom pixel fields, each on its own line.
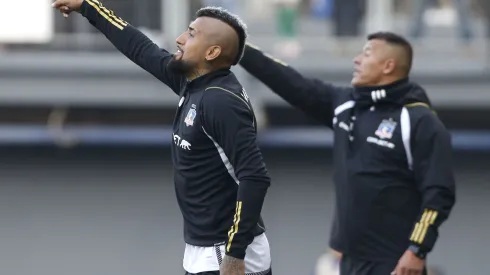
left=404, top=102, right=437, bottom=115
left=205, top=86, right=251, bottom=111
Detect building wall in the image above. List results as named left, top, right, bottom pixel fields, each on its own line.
left=0, top=147, right=488, bottom=275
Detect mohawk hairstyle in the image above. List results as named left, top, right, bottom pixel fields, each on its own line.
left=367, top=32, right=414, bottom=75
left=196, top=7, right=248, bottom=65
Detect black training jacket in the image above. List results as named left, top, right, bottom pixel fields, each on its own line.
left=240, top=43, right=456, bottom=262
left=80, top=1, right=270, bottom=260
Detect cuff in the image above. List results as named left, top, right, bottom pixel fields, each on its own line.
left=408, top=243, right=428, bottom=260
left=80, top=0, right=90, bottom=16
left=225, top=249, right=246, bottom=260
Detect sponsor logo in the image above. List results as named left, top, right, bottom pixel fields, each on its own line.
left=367, top=136, right=395, bottom=149
left=173, top=133, right=191, bottom=151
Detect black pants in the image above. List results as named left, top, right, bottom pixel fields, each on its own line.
left=185, top=269, right=272, bottom=275
left=340, top=255, right=426, bottom=275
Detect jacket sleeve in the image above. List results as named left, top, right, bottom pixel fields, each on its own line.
left=408, top=112, right=456, bottom=254
left=80, top=0, right=183, bottom=94
left=201, top=88, right=270, bottom=260
left=240, top=43, right=346, bottom=127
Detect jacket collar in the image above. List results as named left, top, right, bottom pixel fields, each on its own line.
left=186, top=68, right=231, bottom=89
left=353, top=78, right=412, bottom=107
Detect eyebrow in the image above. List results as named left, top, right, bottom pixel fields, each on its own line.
left=188, top=26, right=197, bottom=33
left=363, top=45, right=372, bottom=53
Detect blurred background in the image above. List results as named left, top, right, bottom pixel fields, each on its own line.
left=0, top=0, right=489, bottom=275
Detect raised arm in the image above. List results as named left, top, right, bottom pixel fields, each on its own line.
left=408, top=112, right=456, bottom=257
left=240, top=43, right=348, bottom=127
left=200, top=88, right=270, bottom=264
left=55, top=0, right=184, bottom=94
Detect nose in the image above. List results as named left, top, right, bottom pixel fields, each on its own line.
left=175, top=32, right=186, bottom=46
left=353, top=54, right=362, bottom=65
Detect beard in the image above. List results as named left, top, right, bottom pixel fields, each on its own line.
left=167, top=55, right=195, bottom=76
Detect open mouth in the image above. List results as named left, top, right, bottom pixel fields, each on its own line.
left=175, top=46, right=184, bottom=57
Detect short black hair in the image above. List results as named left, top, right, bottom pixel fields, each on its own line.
left=367, top=31, right=413, bottom=75
left=196, top=7, right=247, bottom=65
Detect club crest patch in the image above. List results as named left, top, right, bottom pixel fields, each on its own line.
left=375, top=119, right=397, bottom=139
left=184, top=107, right=197, bottom=127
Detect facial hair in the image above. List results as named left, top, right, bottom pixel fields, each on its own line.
left=167, top=54, right=194, bottom=76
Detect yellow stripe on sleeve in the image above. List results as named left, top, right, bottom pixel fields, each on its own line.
left=410, top=209, right=439, bottom=244
left=416, top=210, right=439, bottom=244
left=410, top=222, right=421, bottom=241
left=226, top=201, right=242, bottom=252
left=414, top=210, right=433, bottom=243
left=263, top=52, right=289, bottom=67
left=92, top=0, right=128, bottom=27
left=85, top=0, right=124, bottom=30
left=410, top=209, right=428, bottom=242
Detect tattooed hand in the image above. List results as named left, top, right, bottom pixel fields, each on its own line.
left=219, top=255, right=245, bottom=275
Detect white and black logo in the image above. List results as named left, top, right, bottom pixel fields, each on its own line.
left=241, top=88, right=250, bottom=102
left=173, top=133, right=191, bottom=151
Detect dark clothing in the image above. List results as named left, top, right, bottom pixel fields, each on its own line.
left=240, top=44, right=456, bottom=262
left=481, top=0, right=490, bottom=38
left=333, top=0, right=364, bottom=36
left=340, top=254, right=427, bottom=275
left=80, top=0, right=270, bottom=260
left=170, top=71, right=269, bottom=259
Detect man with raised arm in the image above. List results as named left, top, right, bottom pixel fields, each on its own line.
left=51, top=1, right=273, bottom=275
left=240, top=33, right=456, bottom=275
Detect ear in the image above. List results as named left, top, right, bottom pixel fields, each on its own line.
left=382, top=58, right=396, bottom=75
left=205, top=45, right=222, bottom=61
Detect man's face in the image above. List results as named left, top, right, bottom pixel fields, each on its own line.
left=351, top=39, right=391, bottom=87
left=167, top=18, right=209, bottom=76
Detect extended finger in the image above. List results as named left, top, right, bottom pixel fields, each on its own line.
left=59, top=8, right=69, bottom=17
left=51, top=0, right=67, bottom=9
left=62, top=6, right=73, bottom=13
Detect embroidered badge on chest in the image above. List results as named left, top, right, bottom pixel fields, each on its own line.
left=184, top=105, right=197, bottom=127
left=375, top=119, right=397, bottom=140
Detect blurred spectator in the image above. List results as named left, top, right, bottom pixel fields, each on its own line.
left=409, top=0, right=474, bottom=45
left=332, top=0, right=363, bottom=37
left=310, top=0, right=334, bottom=19
left=480, top=0, right=490, bottom=38
left=272, top=0, right=302, bottom=58
left=330, top=0, right=364, bottom=56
